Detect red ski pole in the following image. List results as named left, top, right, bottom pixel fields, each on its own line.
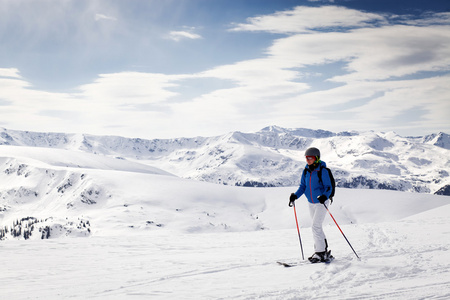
left=323, top=203, right=360, bottom=260
left=292, top=202, right=305, bottom=260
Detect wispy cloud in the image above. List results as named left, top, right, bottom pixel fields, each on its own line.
left=230, top=6, right=387, bottom=34
left=167, top=30, right=202, bottom=42
left=308, top=0, right=335, bottom=2
left=76, top=72, right=185, bottom=107
left=398, top=12, right=450, bottom=26
left=95, top=13, right=117, bottom=22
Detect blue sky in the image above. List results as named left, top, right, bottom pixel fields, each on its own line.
left=1, top=0, right=449, bottom=139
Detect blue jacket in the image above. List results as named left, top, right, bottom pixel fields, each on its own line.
left=294, top=161, right=332, bottom=204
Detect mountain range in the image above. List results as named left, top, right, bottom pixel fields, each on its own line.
left=1, top=126, right=449, bottom=195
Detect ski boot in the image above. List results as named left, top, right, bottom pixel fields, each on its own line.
left=308, top=250, right=334, bottom=263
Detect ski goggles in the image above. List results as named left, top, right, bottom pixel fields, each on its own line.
left=305, top=156, right=316, bottom=161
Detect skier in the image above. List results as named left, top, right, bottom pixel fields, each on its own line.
left=289, top=147, right=333, bottom=263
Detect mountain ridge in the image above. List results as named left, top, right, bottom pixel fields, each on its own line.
left=1, top=127, right=449, bottom=195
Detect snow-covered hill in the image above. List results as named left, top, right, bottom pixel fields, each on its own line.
left=0, top=144, right=448, bottom=241
left=1, top=129, right=450, bottom=299
left=1, top=126, right=449, bottom=195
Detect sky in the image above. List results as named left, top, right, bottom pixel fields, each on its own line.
left=0, top=0, right=449, bottom=139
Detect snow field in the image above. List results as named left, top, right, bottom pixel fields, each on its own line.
left=1, top=144, right=449, bottom=299
left=1, top=206, right=450, bottom=299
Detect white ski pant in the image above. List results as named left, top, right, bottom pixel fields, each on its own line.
left=308, top=200, right=330, bottom=253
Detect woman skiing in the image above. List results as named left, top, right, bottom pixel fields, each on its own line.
left=289, top=147, right=333, bottom=263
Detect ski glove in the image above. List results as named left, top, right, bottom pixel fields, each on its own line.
left=289, top=193, right=298, bottom=207
left=317, top=195, right=327, bottom=204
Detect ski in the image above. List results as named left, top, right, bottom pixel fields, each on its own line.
left=277, top=261, right=298, bottom=267
left=277, top=258, right=334, bottom=267
left=278, top=251, right=335, bottom=267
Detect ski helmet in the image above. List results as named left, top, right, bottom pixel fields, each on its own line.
left=305, top=147, right=320, bottom=158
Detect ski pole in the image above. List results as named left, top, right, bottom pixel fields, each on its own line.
left=323, top=203, right=360, bottom=260
left=292, top=202, right=305, bottom=260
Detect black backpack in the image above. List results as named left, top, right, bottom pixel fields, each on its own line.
left=303, top=166, right=336, bottom=203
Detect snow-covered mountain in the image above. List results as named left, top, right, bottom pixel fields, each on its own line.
left=1, top=142, right=449, bottom=299
left=1, top=127, right=450, bottom=299
left=0, top=141, right=448, bottom=240
left=1, top=126, right=449, bottom=195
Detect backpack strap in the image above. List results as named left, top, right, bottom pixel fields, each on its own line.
left=317, top=166, right=323, bottom=185
left=318, top=167, right=333, bottom=203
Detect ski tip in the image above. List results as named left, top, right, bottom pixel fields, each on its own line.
left=277, top=261, right=294, bottom=267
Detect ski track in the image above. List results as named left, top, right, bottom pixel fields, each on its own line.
left=2, top=214, right=450, bottom=300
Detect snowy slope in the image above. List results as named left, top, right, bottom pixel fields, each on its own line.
left=0, top=145, right=173, bottom=175
left=2, top=208, right=450, bottom=299
left=1, top=138, right=450, bottom=299
left=1, top=184, right=450, bottom=298
left=0, top=144, right=448, bottom=240
left=1, top=126, right=449, bottom=195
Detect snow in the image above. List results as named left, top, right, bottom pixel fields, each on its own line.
left=2, top=204, right=450, bottom=299
left=0, top=145, right=172, bottom=176
left=1, top=135, right=450, bottom=299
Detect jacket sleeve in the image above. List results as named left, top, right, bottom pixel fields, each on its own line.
left=294, top=170, right=307, bottom=198
left=321, top=168, right=333, bottom=199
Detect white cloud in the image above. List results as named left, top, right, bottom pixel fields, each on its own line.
left=397, top=12, right=450, bottom=26
left=0, top=71, right=86, bottom=133
left=230, top=6, right=387, bottom=34
left=77, top=72, right=184, bottom=107
left=0, top=71, right=181, bottom=137
left=271, top=76, right=450, bottom=134
left=198, top=6, right=450, bottom=135
left=266, top=24, right=450, bottom=82
left=95, top=13, right=117, bottom=22
left=341, top=76, right=450, bottom=133
left=0, top=68, right=22, bottom=79
left=167, top=31, right=202, bottom=42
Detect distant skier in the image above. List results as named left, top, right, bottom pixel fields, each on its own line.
left=289, top=147, right=333, bottom=263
